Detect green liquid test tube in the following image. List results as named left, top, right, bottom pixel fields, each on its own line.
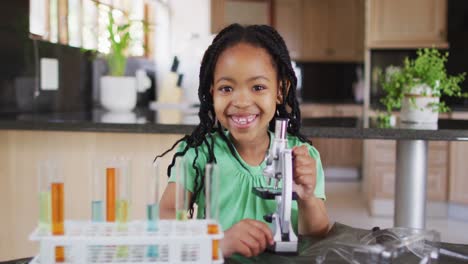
left=38, top=160, right=56, bottom=234
left=176, top=210, right=188, bottom=221
left=39, top=191, right=51, bottom=232
left=116, top=199, right=130, bottom=224
left=175, top=158, right=189, bottom=221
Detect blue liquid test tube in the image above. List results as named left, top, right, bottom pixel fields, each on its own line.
left=147, top=160, right=160, bottom=258
left=91, top=161, right=105, bottom=222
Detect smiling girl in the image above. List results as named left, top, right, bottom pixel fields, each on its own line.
left=157, top=24, right=329, bottom=258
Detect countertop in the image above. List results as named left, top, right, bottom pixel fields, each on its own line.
left=5, top=222, right=468, bottom=264
left=1, top=108, right=468, bottom=141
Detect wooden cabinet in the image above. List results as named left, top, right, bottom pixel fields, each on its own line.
left=301, top=104, right=363, bottom=169
left=301, top=0, right=329, bottom=60
left=302, top=0, right=364, bottom=62
left=211, top=0, right=273, bottom=33
left=274, top=0, right=303, bottom=59
left=448, top=112, right=468, bottom=205
left=367, top=0, right=448, bottom=48
left=213, top=0, right=364, bottom=62
left=363, top=139, right=449, bottom=216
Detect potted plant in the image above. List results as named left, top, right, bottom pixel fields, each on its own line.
left=100, top=11, right=150, bottom=112
left=380, top=48, right=467, bottom=123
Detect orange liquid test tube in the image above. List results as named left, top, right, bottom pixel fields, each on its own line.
left=208, top=223, right=219, bottom=260
left=52, top=182, right=64, bottom=262
left=106, top=168, right=116, bottom=222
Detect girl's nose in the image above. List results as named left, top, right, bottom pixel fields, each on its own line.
left=232, top=88, right=252, bottom=108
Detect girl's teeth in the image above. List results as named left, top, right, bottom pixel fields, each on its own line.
left=232, top=115, right=256, bottom=125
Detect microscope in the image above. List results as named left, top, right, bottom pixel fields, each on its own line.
left=253, top=118, right=298, bottom=253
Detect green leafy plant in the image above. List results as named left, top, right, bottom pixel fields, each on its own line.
left=380, top=48, right=467, bottom=114
left=105, top=11, right=149, bottom=76
left=106, top=11, right=131, bottom=76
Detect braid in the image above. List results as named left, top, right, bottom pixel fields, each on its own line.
left=156, top=23, right=312, bottom=219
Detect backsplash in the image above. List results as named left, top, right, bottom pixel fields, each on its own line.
left=298, top=62, right=364, bottom=104
left=0, top=1, right=156, bottom=114
left=0, top=1, right=94, bottom=113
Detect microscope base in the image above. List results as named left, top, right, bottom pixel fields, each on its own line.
left=267, top=240, right=298, bottom=253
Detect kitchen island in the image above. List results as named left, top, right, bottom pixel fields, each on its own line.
left=1, top=108, right=468, bottom=139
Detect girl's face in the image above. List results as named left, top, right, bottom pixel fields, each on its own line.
left=211, top=43, right=282, bottom=145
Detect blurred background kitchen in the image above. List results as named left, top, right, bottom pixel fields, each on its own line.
left=1, top=0, right=468, bottom=261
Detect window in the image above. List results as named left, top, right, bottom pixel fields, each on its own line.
left=29, top=0, right=154, bottom=57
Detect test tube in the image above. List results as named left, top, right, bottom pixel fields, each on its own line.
left=175, top=158, right=189, bottom=220
left=111, top=158, right=131, bottom=259
left=205, top=163, right=221, bottom=260
left=147, top=160, right=160, bottom=258
left=106, top=167, right=116, bottom=222
left=38, top=161, right=53, bottom=233
left=91, top=161, right=104, bottom=222
left=51, top=166, right=65, bottom=262
left=147, top=160, right=160, bottom=230
left=116, top=158, right=131, bottom=225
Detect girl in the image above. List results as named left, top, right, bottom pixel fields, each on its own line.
left=157, top=24, right=329, bottom=258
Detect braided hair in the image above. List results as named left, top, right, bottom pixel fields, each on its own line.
left=155, top=23, right=311, bottom=218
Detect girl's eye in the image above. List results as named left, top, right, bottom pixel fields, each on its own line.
left=253, top=85, right=266, bottom=92
left=218, top=86, right=233, bottom=93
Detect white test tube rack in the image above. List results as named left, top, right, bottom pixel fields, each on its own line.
left=29, top=220, right=224, bottom=264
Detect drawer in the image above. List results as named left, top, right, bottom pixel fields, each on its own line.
left=374, top=145, right=396, bottom=165
left=427, top=166, right=447, bottom=201
left=375, top=165, right=395, bottom=198
left=428, top=149, right=447, bottom=166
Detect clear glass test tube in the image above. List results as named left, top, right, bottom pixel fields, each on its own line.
left=116, top=157, right=131, bottom=225
left=38, top=160, right=53, bottom=233
left=205, top=163, right=220, bottom=221
left=147, top=160, right=160, bottom=231
left=91, top=160, right=104, bottom=222
left=175, top=158, right=189, bottom=220
left=50, top=163, right=65, bottom=262
left=205, top=163, right=221, bottom=261
left=147, top=160, right=160, bottom=258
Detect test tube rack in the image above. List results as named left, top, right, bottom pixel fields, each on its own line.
left=29, top=220, right=224, bottom=264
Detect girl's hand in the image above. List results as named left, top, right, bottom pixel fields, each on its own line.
left=220, top=219, right=274, bottom=257
left=292, top=145, right=317, bottom=201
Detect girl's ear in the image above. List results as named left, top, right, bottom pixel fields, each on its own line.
left=277, top=80, right=290, bottom=104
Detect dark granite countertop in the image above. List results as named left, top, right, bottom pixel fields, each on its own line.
left=1, top=108, right=468, bottom=141
left=6, top=222, right=468, bottom=263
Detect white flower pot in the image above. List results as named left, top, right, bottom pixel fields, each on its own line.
left=100, top=76, right=137, bottom=112
left=400, top=95, right=439, bottom=123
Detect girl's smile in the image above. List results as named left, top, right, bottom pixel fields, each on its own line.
left=229, top=114, right=258, bottom=128
left=211, top=42, right=282, bottom=149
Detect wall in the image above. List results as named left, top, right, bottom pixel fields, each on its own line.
left=154, top=0, right=212, bottom=105
left=0, top=1, right=93, bottom=113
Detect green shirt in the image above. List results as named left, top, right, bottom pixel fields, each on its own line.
left=168, top=130, right=326, bottom=232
